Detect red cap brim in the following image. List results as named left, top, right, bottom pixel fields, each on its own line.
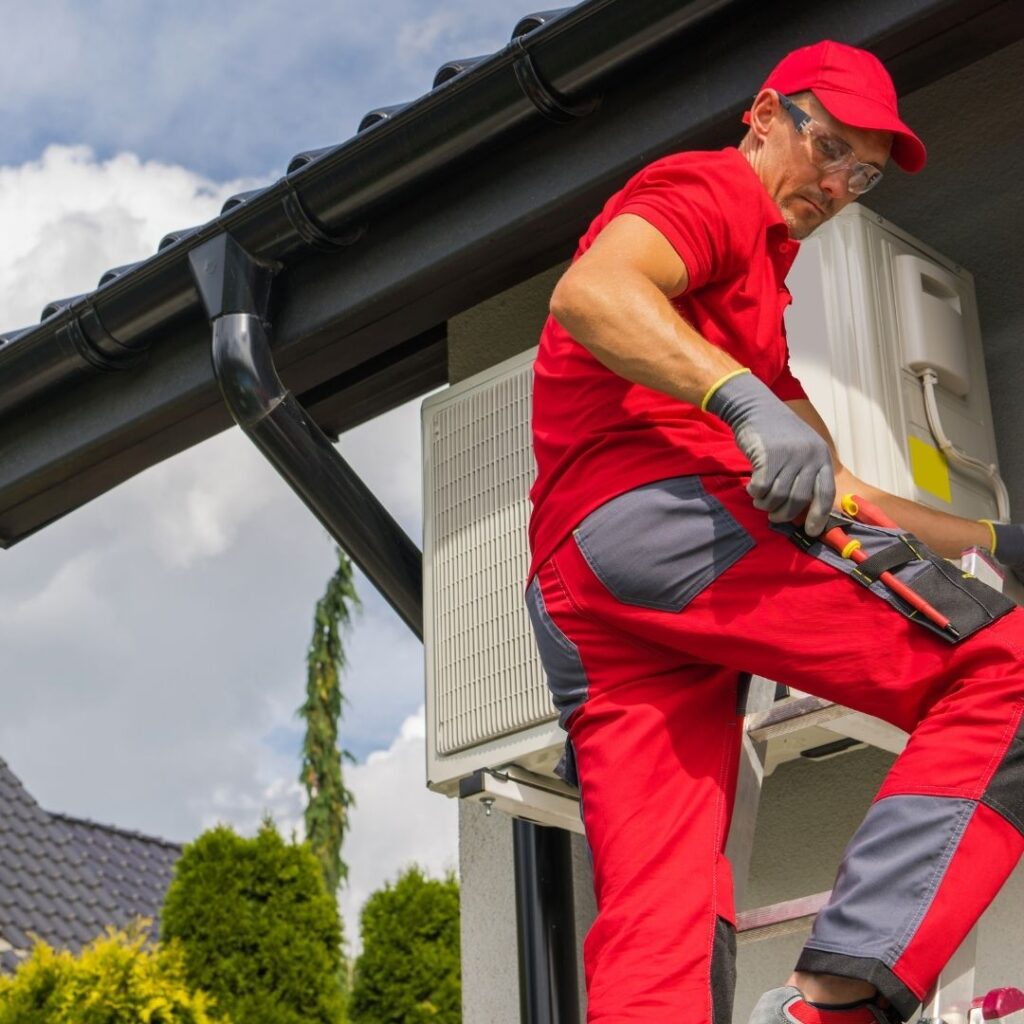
left=811, top=86, right=927, bottom=173
left=741, top=89, right=927, bottom=174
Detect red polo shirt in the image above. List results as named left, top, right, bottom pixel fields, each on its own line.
left=528, top=147, right=806, bottom=579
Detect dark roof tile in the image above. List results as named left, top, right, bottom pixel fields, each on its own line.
left=357, top=103, right=409, bottom=133
left=287, top=146, right=337, bottom=175
left=221, top=187, right=271, bottom=215
left=512, top=8, right=573, bottom=38
left=432, top=56, right=490, bottom=89
left=0, top=327, right=33, bottom=345
left=0, top=756, right=181, bottom=972
left=40, top=294, right=89, bottom=322
left=98, top=263, right=145, bottom=287
left=157, top=225, right=203, bottom=251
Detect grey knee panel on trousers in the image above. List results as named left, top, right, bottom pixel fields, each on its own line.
left=798, top=795, right=977, bottom=1019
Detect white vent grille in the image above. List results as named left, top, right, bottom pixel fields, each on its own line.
left=424, top=351, right=553, bottom=757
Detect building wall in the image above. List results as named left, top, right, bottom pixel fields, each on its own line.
left=865, top=36, right=1024, bottom=517
left=451, top=263, right=587, bottom=1024
left=448, top=36, right=1024, bottom=1023
left=447, top=264, right=565, bottom=385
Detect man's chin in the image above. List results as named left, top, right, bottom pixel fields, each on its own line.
left=780, top=207, right=818, bottom=241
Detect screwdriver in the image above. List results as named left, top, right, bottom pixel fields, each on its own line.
left=803, top=499, right=956, bottom=635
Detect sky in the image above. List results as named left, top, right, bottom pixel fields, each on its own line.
left=0, top=0, right=540, bottom=951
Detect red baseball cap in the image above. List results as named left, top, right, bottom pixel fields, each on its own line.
left=744, top=40, right=926, bottom=173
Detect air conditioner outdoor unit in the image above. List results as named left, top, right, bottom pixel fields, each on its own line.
left=422, top=348, right=581, bottom=831
left=421, top=204, right=1006, bottom=826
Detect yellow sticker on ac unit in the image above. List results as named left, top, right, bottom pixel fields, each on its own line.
left=908, top=435, right=952, bottom=504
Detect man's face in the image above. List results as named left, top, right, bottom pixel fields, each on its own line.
left=760, top=91, right=892, bottom=240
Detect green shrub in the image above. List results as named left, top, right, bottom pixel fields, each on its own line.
left=160, top=821, right=345, bottom=1024
left=0, top=922, right=225, bottom=1023
left=349, top=866, right=460, bottom=1024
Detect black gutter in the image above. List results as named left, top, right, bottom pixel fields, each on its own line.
left=0, top=0, right=735, bottom=423
left=189, top=233, right=423, bottom=638
left=3, top=0, right=1023, bottom=548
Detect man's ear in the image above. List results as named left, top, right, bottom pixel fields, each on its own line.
left=747, top=88, right=780, bottom=141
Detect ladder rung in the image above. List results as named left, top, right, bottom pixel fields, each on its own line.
left=747, top=696, right=845, bottom=743
left=736, top=891, right=831, bottom=943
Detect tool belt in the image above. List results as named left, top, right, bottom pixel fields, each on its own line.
left=782, top=513, right=1015, bottom=644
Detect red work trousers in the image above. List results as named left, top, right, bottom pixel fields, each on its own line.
left=526, top=474, right=1024, bottom=1024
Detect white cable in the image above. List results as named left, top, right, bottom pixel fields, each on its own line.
left=918, top=368, right=1010, bottom=522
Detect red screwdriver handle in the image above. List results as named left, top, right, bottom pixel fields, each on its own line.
left=821, top=520, right=952, bottom=632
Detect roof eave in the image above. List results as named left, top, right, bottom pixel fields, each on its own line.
left=0, top=0, right=1021, bottom=545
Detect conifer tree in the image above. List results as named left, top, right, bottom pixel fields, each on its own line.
left=161, top=821, right=345, bottom=1024
left=300, top=545, right=360, bottom=895
left=349, top=866, right=461, bottom=1024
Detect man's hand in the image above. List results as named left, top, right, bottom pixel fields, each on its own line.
left=706, top=372, right=836, bottom=535
left=992, top=523, right=1024, bottom=584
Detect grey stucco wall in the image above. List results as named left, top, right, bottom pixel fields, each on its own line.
left=459, top=801, right=595, bottom=1023
left=448, top=264, right=566, bottom=386
left=459, top=802, right=519, bottom=1024
left=449, top=37, right=1024, bottom=1023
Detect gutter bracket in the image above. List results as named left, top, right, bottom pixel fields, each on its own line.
left=188, top=231, right=424, bottom=639
left=281, top=181, right=367, bottom=252
left=56, top=304, right=147, bottom=373
left=512, top=40, right=600, bottom=123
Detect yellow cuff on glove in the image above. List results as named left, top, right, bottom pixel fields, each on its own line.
left=701, top=368, right=752, bottom=412
left=979, top=519, right=998, bottom=554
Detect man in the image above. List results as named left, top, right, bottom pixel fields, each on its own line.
left=525, top=40, right=1024, bottom=1024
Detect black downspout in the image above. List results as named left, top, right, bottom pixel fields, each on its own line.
left=189, top=231, right=579, bottom=1023
left=188, top=232, right=423, bottom=638
left=514, top=820, right=581, bottom=1024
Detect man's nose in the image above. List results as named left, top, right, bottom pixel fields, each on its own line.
left=818, top=169, right=848, bottom=201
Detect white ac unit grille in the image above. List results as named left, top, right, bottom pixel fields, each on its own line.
left=425, top=353, right=553, bottom=756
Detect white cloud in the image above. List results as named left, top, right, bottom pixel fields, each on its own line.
left=125, top=429, right=284, bottom=570
left=0, top=145, right=261, bottom=327
left=342, top=706, right=459, bottom=953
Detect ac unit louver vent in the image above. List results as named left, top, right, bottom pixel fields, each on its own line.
left=424, top=350, right=552, bottom=758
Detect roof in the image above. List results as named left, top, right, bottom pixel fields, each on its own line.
left=0, top=756, right=180, bottom=972
left=1, top=0, right=1022, bottom=548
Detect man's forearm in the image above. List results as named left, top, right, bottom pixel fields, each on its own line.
left=834, top=467, right=991, bottom=560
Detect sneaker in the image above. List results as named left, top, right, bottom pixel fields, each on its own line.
left=748, top=987, right=899, bottom=1024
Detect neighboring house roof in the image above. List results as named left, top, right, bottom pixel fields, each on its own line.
left=0, top=755, right=180, bottom=973
left=1, top=0, right=1021, bottom=549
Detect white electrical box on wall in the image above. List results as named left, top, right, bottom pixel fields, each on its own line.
left=784, top=203, right=1000, bottom=521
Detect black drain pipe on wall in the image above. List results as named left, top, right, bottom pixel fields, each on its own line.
left=515, top=819, right=580, bottom=1024
left=189, top=231, right=579, bottom=1024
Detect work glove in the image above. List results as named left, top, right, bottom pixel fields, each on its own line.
left=990, top=522, right=1024, bottom=585
left=704, top=370, right=836, bottom=536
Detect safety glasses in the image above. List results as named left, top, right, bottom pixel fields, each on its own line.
left=778, top=93, right=884, bottom=196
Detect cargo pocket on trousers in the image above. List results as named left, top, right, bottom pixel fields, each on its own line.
left=573, top=476, right=754, bottom=612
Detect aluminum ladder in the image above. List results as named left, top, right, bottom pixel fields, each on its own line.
left=726, top=549, right=1005, bottom=1024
